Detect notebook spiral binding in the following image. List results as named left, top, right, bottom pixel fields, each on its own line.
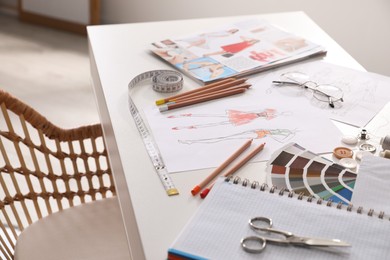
left=225, top=176, right=388, bottom=220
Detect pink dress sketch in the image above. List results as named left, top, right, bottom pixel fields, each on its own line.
left=168, top=108, right=290, bottom=130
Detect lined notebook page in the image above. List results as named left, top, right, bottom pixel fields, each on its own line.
left=169, top=178, right=390, bottom=259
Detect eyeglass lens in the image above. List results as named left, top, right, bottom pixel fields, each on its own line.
left=279, top=72, right=343, bottom=107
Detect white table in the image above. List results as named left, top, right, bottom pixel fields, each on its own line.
left=88, top=12, right=366, bottom=260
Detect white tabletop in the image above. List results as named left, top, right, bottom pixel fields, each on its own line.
left=88, top=11, right=365, bottom=260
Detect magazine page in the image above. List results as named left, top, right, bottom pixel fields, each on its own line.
left=151, top=19, right=326, bottom=83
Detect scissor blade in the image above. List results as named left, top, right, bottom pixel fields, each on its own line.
left=300, top=237, right=351, bottom=247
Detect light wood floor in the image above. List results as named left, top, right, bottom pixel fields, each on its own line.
left=0, top=14, right=100, bottom=128
left=0, top=14, right=128, bottom=245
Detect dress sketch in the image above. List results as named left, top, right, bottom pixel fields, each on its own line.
left=178, top=128, right=296, bottom=144
left=168, top=108, right=290, bottom=130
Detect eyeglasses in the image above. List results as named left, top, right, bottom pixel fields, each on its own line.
left=272, top=72, right=344, bottom=108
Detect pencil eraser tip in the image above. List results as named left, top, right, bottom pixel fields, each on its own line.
left=200, top=189, right=210, bottom=199
left=191, top=186, right=201, bottom=196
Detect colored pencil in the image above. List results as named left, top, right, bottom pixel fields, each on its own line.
left=200, top=143, right=266, bottom=198
left=155, top=78, right=246, bottom=105
left=172, top=83, right=251, bottom=103
left=159, top=87, right=246, bottom=112
left=166, top=78, right=248, bottom=103
left=191, top=139, right=253, bottom=196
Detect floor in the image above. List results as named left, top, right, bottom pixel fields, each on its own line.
left=0, top=14, right=122, bottom=255
left=0, top=14, right=100, bottom=129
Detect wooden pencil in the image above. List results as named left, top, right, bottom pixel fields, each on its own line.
left=166, top=78, right=248, bottom=103
left=159, top=87, right=247, bottom=112
left=191, top=139, right=253, bottom=195
left=155, top=78, right=246, bottom=105
left=221, top=142, right=266, bottom=177
left=172, top=83, right=251, bottom=103
left=200, top=143, right=266, bottom=198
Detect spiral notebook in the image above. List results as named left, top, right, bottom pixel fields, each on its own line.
left=168, top=176, right=390, bottom=260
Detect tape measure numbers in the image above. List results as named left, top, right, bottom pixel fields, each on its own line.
left=128, top=70, right=183, bottom=196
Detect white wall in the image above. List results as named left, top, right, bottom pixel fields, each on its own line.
left=1, top=0, right=388, bottom=76
left=100, top=0, right=390, bottom=77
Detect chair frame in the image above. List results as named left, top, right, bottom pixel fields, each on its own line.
left=0, top=89, right=116, bottom=259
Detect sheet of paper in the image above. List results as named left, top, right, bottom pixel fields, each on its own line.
left=144, top=94, right=342, bottom=173
left=249, top=60, right=390, bottom=127
left=144, top=61, right=390, bottom=173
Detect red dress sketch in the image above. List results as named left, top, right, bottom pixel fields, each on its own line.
left=227, top=109, right=276, bottom=126
left=168, top=108, right=289, bottom=130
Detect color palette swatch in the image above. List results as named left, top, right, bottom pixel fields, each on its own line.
left=267, top=143, right=356, bottom=205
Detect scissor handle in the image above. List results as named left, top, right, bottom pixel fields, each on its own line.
left=249, top=217, right=293, bottom=237
left=241, top=236, right=266, bottom=253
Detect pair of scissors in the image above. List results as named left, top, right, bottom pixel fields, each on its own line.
left=241, top=217, right=350, bottom=253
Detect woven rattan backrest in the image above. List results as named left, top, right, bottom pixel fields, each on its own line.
left=0, top=89, right=116, bottom=259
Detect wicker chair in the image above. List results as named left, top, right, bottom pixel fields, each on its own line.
left=0, top=90, right=130, bottom=259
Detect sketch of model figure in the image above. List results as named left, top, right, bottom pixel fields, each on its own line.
left=178, top=128, right=296, bottom=144
left=169, top=108, right=290, bottom=130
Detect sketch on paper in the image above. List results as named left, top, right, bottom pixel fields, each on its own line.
left=168, top=108, right=292, bottom=130
left=178, top=128, right=297, bottom=144
left=143, top=100, right=342, bottom=173
left=143, top=60, right=390, bottom=173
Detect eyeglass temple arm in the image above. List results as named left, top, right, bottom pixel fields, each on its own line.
left=273, top=80, right=343, bottom=108
left=272, top=80, right=301, bottom=86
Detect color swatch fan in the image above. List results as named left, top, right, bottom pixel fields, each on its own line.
left=267, top=143, right=356, bottom=204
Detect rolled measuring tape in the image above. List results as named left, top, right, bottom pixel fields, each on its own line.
left=128, top=70, right=184, bottom=196
left=128, top=70, right=184, bottom=93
